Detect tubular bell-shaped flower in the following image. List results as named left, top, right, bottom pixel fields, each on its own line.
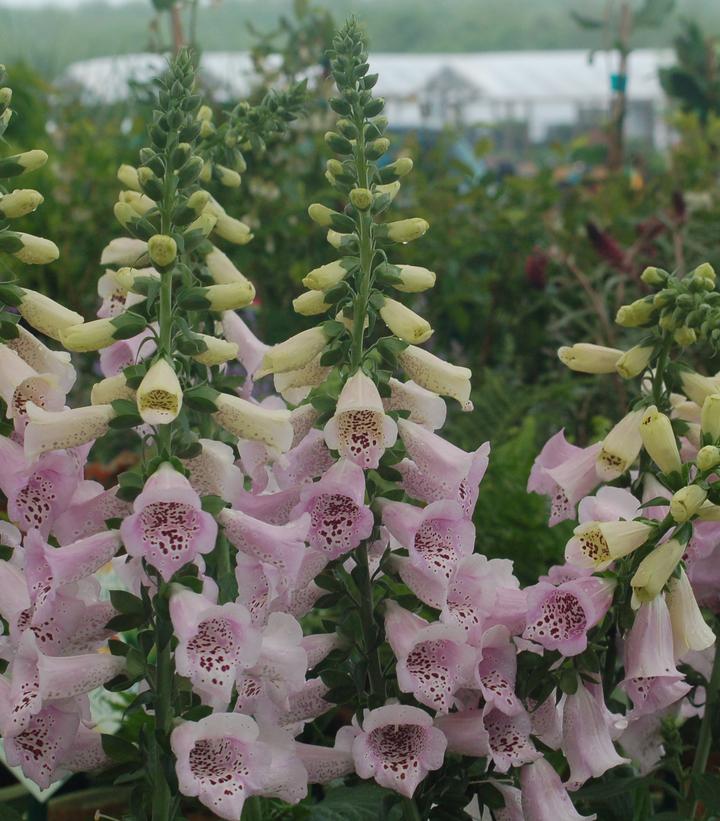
left=214, top=393, right=293, bottom=452
left=120, top=464, right=218, bottom=581
left=136, top=358, right=183, bottom=425
left=396, top=345, right=473, bottom=410
left=23, top=403, right=115, bottom=461
left=323, top=370, right=398, bottom=468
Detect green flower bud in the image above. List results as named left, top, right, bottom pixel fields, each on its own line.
left=366, top=137, right=390, bottom=160
left=670, top=484, right=707, bottom=523
left=214, top=164, right=241, bottom=188
left=693, top=262, right=716, bottom=284
left=148, top=234, right=177, bottom=269
left=674, top=326, right=697, bottom=347
left=697, top=445, right=720, bottom=472
left=615, top=298, right=656, bottom=327
left=640, top=266, right=668, bottom=286
left=349, top=188, right=373, bottom=210
left=324, top=131, right=353, bottom=155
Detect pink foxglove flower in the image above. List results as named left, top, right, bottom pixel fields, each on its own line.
left=527, top=429, right=601, bottom=526
left=183, top=438, right=244, bottom=500
left=219, top=507, right=309, bottom=584
left=273, top=428, right=334, bottom=489
left=520, top=758, right=596, bottom=821
left=120, top=463, right=218, bottom=581
left=99, top=327, right=156, bottom=377
left=291, top=459, right=373, bottom=560
left=221, top=310, right=269, bottom=393
left=171, top=713, right=273, bottom=821
left=52, top=482, right=131, bottom=545
left=170, top=588, right=261, bottom=709
left=385, top=601, right=476, bottom=712
left=323, top=370, right=398, bottom=469
left=295, top=731, right=355, bottom=784
left=0, top=345, right=65, bottom=431
left=618, top=713, right=666, bottom=775
left=351, top=704, right=446, bottom=798
left=621, top=596, right=691, bottom=717
left=0, top=438, right=82, bottom=537
left=396, top=419, right=489, bottom=516
left=434, top=709, right=489, bottom=757
left=476, top=625, right=523, bottom=716
left=483, top=706, right=540, bottom=772
left=383, top=377, right=447, bottom=430
left=523, top=577, right=614, bottom=657
left=382, top=498, right=475, bottom=608
left=442, top=554, right=526, bottom=642
left=8, top=326, right=76, bottom=394
left=561, top=679, right=629, bottom=789
left=530, top=692, right=562, bottom=750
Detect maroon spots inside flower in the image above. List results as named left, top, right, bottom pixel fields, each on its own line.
left=189, top=737, right=249, bottom=801
left=367, top=724, right=425, bottom=779
left=140, top=501, right=200, bottom=565
left=551, top=485, right=571, bottom=522
left=187, top=618, right=244, bottom=691
left=484, top=711, right=536, bottom=767
left=413, top=520, right=460, bottom=580
left=525, top=591, right=587, bottom=646
left=309, top=494, right=360, bottom=556
left=480, top=669, right=518, bottom=711
left=338, top=409, right=383, bottom=467
left=15, top=472, right=57, bottom=530
left=404, top=639, right=459, bottom=710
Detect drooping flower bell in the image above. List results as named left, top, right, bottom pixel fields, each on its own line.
left=136, top=358, right=183, bottom=426
left=120, top=463, right=218, bottom=581
left=323, top=370, right=397, bottom=469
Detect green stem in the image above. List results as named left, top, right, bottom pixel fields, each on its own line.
left=401, top=797, right=422, bottom=821
left=691, top=625, right=720, bottom=785
left=152, top=582, right=174, bottom=821
left=355, top=540, right=385, bottom=703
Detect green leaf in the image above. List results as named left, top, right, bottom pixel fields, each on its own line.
left=102, top=733, right=140, bottom=764
left=110, top=589, right=145, bottom=616
left=184, top=384, right=220, bottom=412
left=310, top=784, right=394, bottom=820
left=201, top=494, right=229, bottom=515
left=105, top=612, right=146, bottom=632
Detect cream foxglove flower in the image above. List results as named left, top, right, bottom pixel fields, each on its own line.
left=630, top=538, right=685, bottom=608
left=100, top=237, right=148, bottom=267
left=91, top=373, right=135, bottom=405
left=697, top=445, right=720, bottom=472
left=204, top=280, right=255, bottom=311
left=680, top=371, right=720, bottom=407
left=640, top=405, right=681, bottom=475
left=274, top=355, right=331, bottom=404
left=17, top=289, right=83, bottom=342
left=378, top=218, right=429, bottom=243
left=117, top=164, right=140, bottom=191
left=24, top=402, right=116, bottom=460
left=670, top=485, right=707, bottom=523
left=567, top=520, right=653, bottom=569
left=204, top=197, right=252, bottom=245
left=214, top=393, right=293, bottom=452
left=114, top=266, right=160, bottom=293
left=324, top=371, right=398, bottom=469
left=257, top=327, right=328, bottom=378
left=379, top=298, right=433, bottom=344
left=0, top=345, right=63, bottom=424
left=557, top=343, right=623, bottom=374
left=302, top=260, right=353, bottom=290
left=596, top=409, right=643, bottom=481
left=666, top=569, right=716, bottom=657
left=191, top=335, right=239, bottom=367
left=60, top=316, right=135, bottom=353
left=701, top=393, right=720, bottom=441
left=137, top=359, right=183, bottom=425
left=0, top=189, right=44, bottom=219
left=392, top=264, right=436, bottom=293
left=203, top=245, right=245, bottom=285
left=397, top=345, right=472, bottom=411
left=615, top=345, right=653, bottom=379
left=384, top=378, right=446, bottom=430
left=7, top=326, right=75, bottom=392
left=293, top=290, right=331, bottom=316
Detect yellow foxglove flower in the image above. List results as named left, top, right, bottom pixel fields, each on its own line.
left=379, top=218, right=429, bottom=243
left=557, top=343, right=623, bottom=374
left=100, top=237, right=148, bottom=267
left=61, top=318, right=121, bottom=352
left=326, top=229, right=354, bottom=250
left=17, top=289, right=83, bottom=342
left=257, top=326, right=328, bottom=378
left=670, top=485, right=707, bottom=523
left=91, top=373, right=135, bottom=405
left=186, top=212, right=217, bottom=237
left=120, top=190, right=155, bottom=216
left=214, top=393, right=293, bottom=451
left=137, top=358, right=183, bottom=425
left=698, top=501, right=720, bottom=520
left=697, top=445, right=720, bottom=472
left=203, top=245, right=245, bottom=285
left=205, top=280, right=255, bottom=311
left=10, top=233, right=59, bottom=265
left=0, top=345, right=62, bottom=424
left=11, top=149, right=47, bottom=174
left=640, top=405, right=681, bottom=474
left=0, top=189, right=43, bottom=219
left=680, top=371, right=720, bottom=407
left=191, top=335, right=239, bottom=367
left=117, top=164, right=141, bottom=191
left=615, top=298, right=655, bottom=327
left=148, top=234, right=177, bottom=268
left=701, top=393, right=720, bottom=441
left=215, top=165, right=241, bottom=188
left=667, top=569, right=716, bottom=657
left=379, top=298, right=433, bottom=343
left=630, top=538, right=685, bottom=608
left=392, top=264, right=436, bottom=293
left=24, top=402, right=115, bottom=460
left=302, top=260, right=352, bottom=290
left=397, top=345, right=472, bottom=410
left=615, top=345, right=653, bottom=379
left=596, top=409, right=644, bottom=481
left=204, top=197, right=252, bottom=244
left=307, top=203, right=335, bottom=226
left=567, top=520, right=653, bottom=569
left=293, top=290, right=331, bottom=316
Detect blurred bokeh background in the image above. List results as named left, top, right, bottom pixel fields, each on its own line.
left=2, top=0, right=720, bottom=629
